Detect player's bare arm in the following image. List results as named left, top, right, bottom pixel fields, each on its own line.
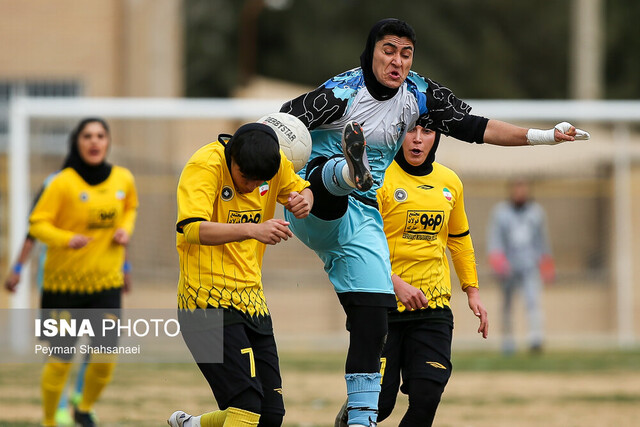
left=4, top=272, right=21, bottom=292
left=285, top=188, right=313, bottom=219
left=392, top=274, right=429, bottom=311
left=4, top=237, right=35, bottom=292
left=483, top=119, right=590, bottom=146
left=464, top=286, right=489, bottom=338
left=197, top=219, right=293, bottom=246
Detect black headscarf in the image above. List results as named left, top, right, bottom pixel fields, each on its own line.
left=394, top=126, right=441, bottom=176
left=360, top=18, right=416, bottom=101
left=62, top=118, right=112, bottom=185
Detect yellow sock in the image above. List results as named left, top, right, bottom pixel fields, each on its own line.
left=41, top=358, right=72, bottom=426
left=200, top=408, right=228, bottom=427
left=77, top=355, right=117, bottom=412
left=223, top=407, right=260, bottom=427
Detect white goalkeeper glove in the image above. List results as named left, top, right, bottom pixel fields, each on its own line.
left=526, top=122, right=590, bottom=146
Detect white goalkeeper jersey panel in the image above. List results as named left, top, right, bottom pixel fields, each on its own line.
left=281, top=68, right=477, bottom=201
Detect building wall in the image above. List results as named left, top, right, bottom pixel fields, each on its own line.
left=0, top=0, right=123, bottom=95
left=0, top=0, right=182, bottom=97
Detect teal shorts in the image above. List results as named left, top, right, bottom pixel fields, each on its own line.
left=284, top=197, right=394, bottom=297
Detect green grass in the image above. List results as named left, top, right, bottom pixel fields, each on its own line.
left=451, top=349, right=640, bottom=372
left=0, top=423, right=39, bottom=427
left=2, top=351, right=640, bottom=426
left=440, top=393, right=640, bottom=408
left=560, top=393, right=640, bottom=403
left=278, top=349, right=640, bottom=373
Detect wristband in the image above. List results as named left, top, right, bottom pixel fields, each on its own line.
left=526, top=128, right=558, bottom=145
left=123, top=261, right=131, bottom=274
left=527, top=122, right=590, bottom=146
left=13, top=263, right=23, bottom=274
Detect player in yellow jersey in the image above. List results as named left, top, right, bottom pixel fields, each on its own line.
left=5, top=169, right=132, bottom=426
left=375, top=124, right=488, bottom=426
left=28, top=118, right=138, bottom=427
left=168, top=122, right=313, bottom=427
left=335, top=122, right=489, bottom=426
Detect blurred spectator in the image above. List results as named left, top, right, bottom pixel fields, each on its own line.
left=487, top=178, right=555, bottom=354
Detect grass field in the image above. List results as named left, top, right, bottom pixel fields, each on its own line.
left=1, top=350, right=640, bottom=426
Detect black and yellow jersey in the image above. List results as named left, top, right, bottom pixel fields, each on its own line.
left=377, top=160, right=478, bottom=317
left=176, top=140, right=309, bottom=331
left=29, top=166, right=138, bottom=293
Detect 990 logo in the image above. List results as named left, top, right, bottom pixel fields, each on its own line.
left=403, top=210, right=445, bottom=240
left=227, top=210, right=262, bottom=224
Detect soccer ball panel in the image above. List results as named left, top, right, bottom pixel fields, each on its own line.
left=258, top=112, right=312, bottom=173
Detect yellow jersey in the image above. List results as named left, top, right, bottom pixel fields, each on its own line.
left=175, top=140, right=309, bottom=330
left=377, top=161, right=478, bottom=315
left=29, top=166, right=138, bottom=293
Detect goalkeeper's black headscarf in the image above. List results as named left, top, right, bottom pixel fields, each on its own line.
left=63, top=117, right=112, bottom=186
left=360, top=18, right=416, bottom=101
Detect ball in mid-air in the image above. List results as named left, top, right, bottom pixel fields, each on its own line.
left=258, top=112, right=312, bottom=173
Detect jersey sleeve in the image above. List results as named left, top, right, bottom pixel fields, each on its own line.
left=27, top=172, right=59, bottom=240
left=275, top=154, right=311, bottom=205
left=418, top=76, right=488, bottom=144
left=280, top=78, right=350, bottom=130
left=119, top=169, right=139, bottom=236
left=176, top=160, right=220, bottom=233
left=29, top=175, right=75, bottom=247
left=446, top=181, right=479, bottom=289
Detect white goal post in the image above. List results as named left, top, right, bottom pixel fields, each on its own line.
left=7, top=96, right=640, bottom=350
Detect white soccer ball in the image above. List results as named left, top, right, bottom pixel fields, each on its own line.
left=258, top=112, right=312, bottom=173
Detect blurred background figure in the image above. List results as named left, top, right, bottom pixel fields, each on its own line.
left=487, top=177, right=555, bottom=355
left=28, top=117, right=138, bottom=427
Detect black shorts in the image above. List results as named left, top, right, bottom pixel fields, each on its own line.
left=380, top=320, right=453, bottom=398
left=181, top=322, right=285, bottom=416
left=337, top=291, right=397, bottom=308
left=39, top=287, right=122, bottom=361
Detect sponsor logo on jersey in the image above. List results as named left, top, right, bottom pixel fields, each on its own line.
left=116, top=190, right=126, bottom=200
left=426, top=361, right=447, bottom=370
left=403, top=210, right=445, bottom=240
left=79, top=192, right=89, bottom=202
left=394, top=188, right=408, bottom=202
left=443, top=187, right=452, bottom=201
left=417, top=184, right=434, bottom=191
left=227, top=210, right=262, bottom=224
left=221, top=186, right=234, bottom=201
left=88, top=207, right=117, bottom=229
